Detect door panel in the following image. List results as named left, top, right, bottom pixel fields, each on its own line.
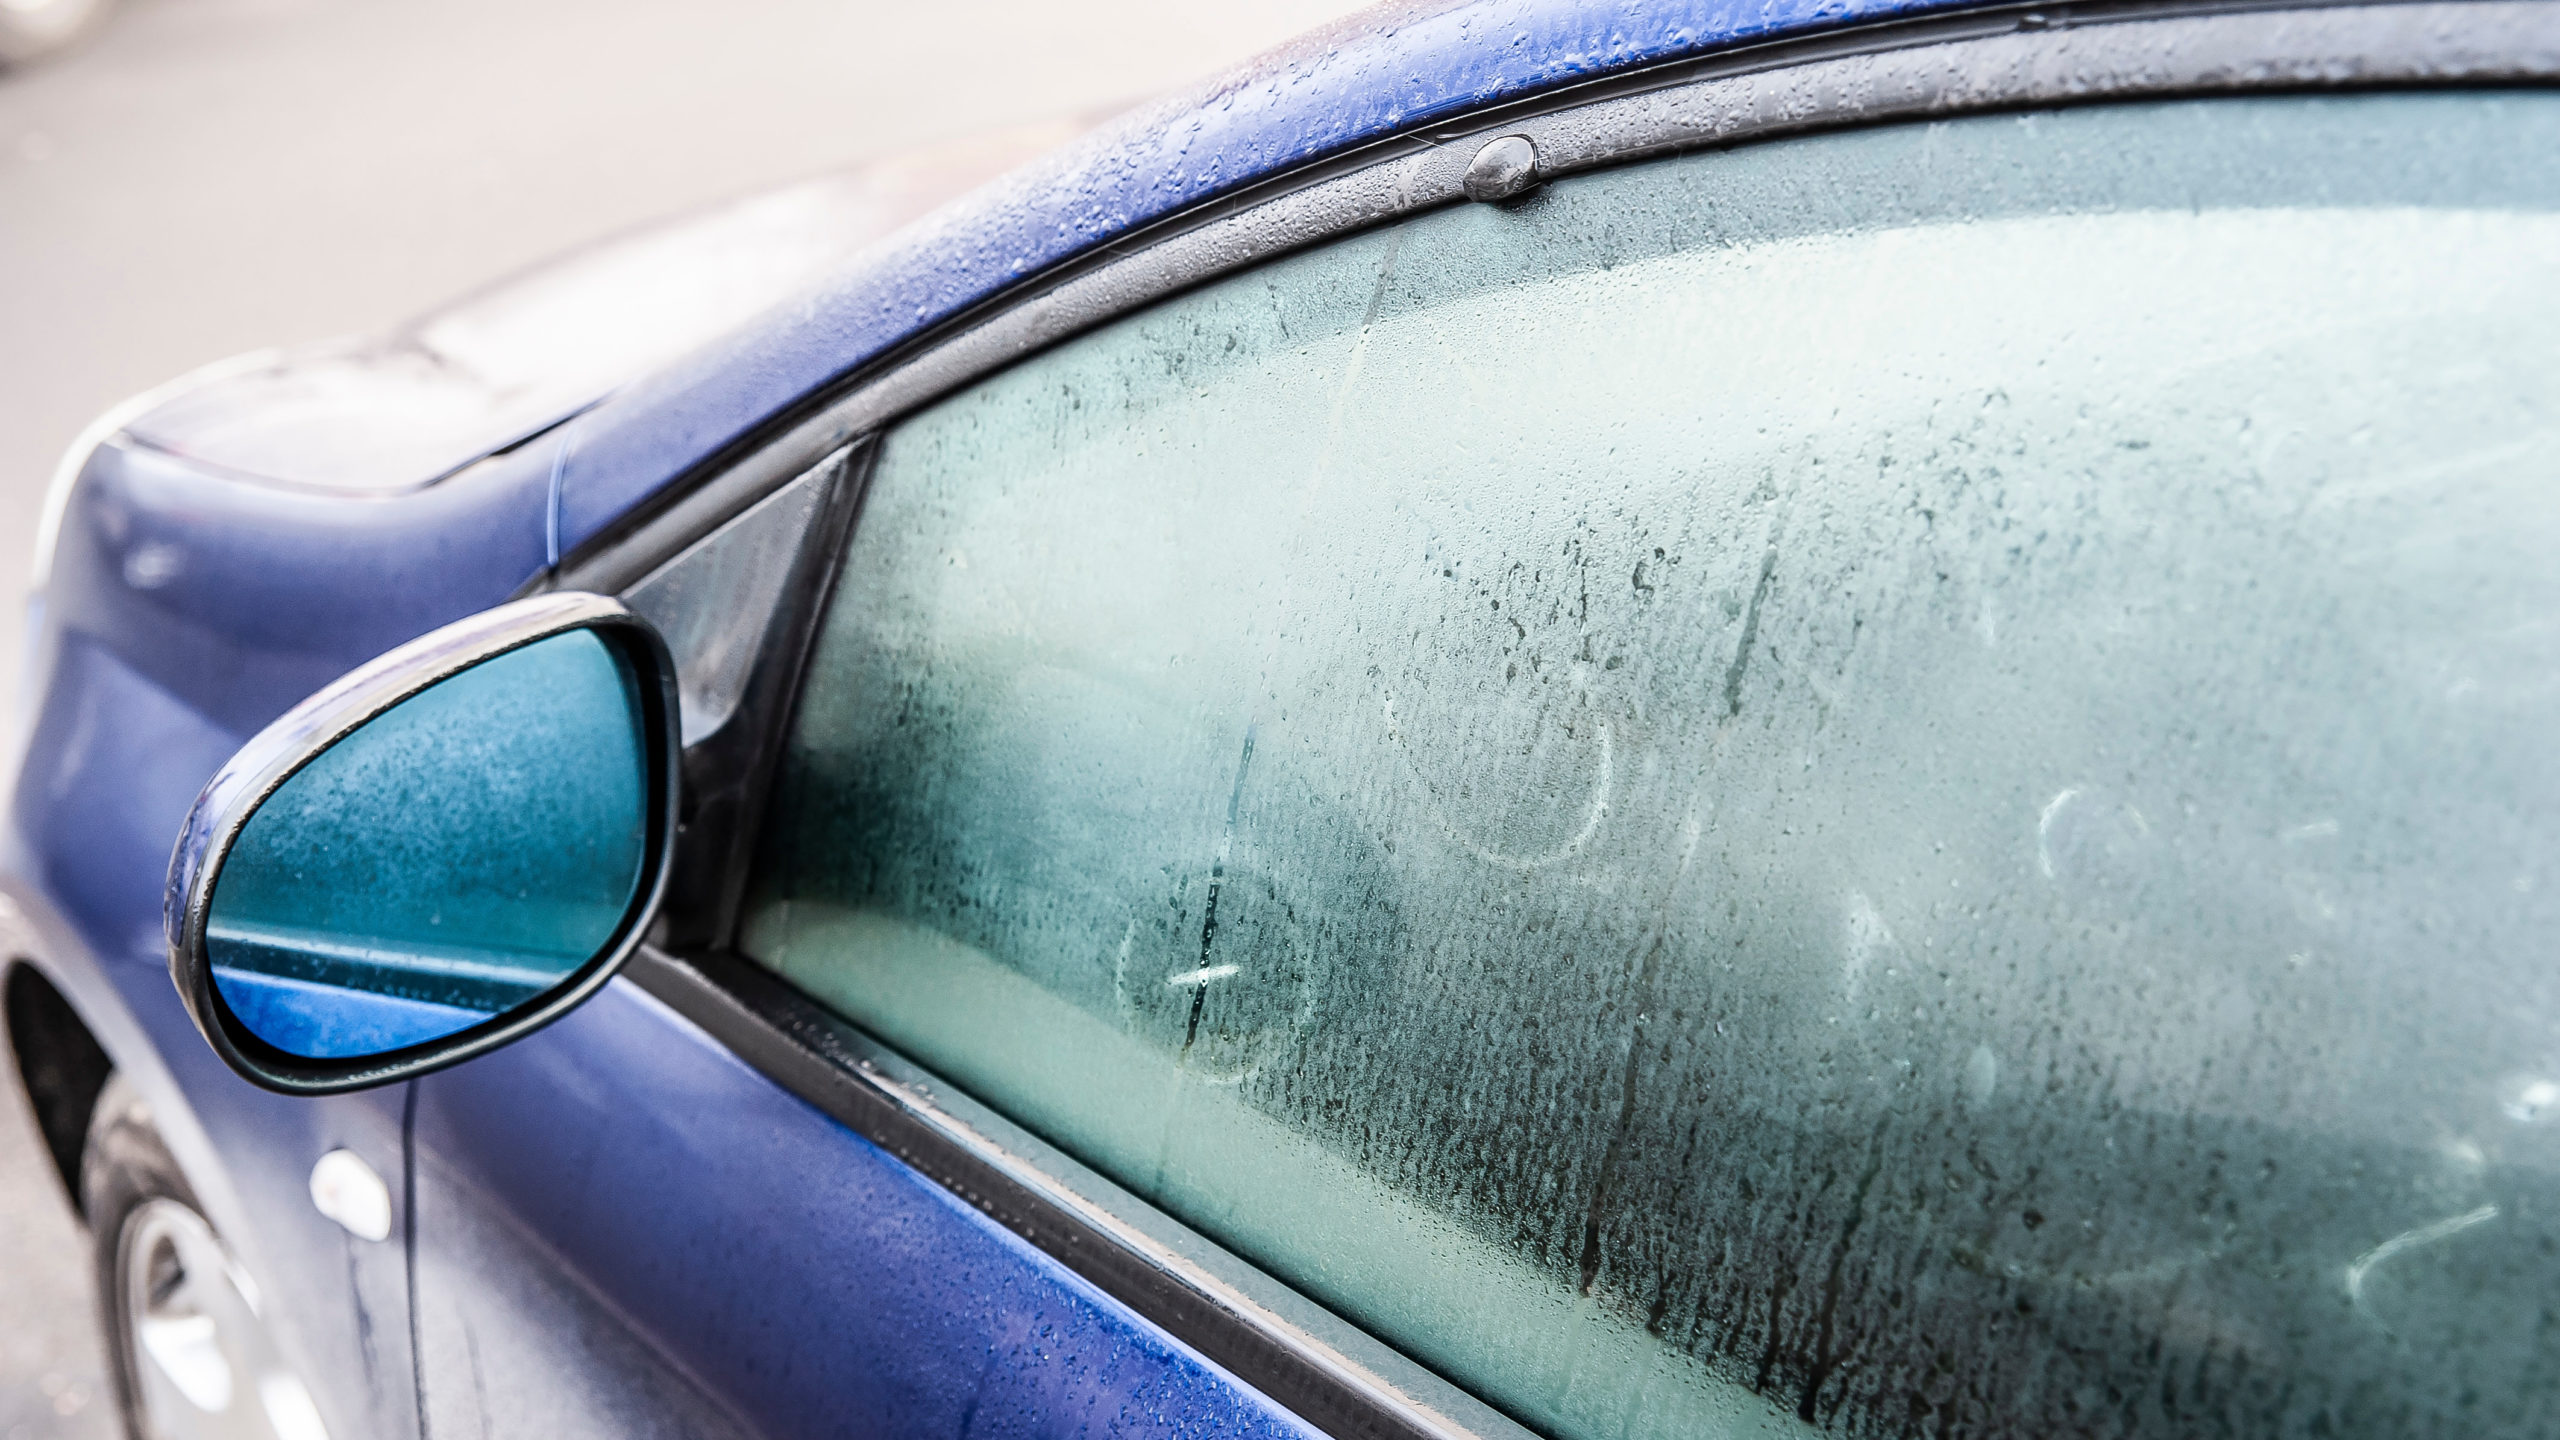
left=411, top=1160, right=751, bottom=1440
left=409, top=977, right=1320, bottom=1440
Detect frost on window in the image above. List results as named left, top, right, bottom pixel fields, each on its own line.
left=746, top=95, right=2560, bottom=1440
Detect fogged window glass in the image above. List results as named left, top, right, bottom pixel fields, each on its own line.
left=747, top=95, right=2560, bottom=1440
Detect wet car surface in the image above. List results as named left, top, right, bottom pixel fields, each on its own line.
left=9, top=4, right=2560, bottom=1440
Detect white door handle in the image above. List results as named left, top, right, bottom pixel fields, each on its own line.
left=307, top=1149, right=391, bottom=1242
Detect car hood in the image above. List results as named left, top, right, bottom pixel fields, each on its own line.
left=117, top=121, right=1090, bottom=495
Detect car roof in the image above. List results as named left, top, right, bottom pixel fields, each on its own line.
left=547, top=0, right=1970, bottom=559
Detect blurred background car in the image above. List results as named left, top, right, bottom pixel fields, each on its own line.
left=0, top=0, right=112, bottom=70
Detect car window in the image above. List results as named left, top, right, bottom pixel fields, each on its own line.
left=743, top=93, right=2560, bottom=1440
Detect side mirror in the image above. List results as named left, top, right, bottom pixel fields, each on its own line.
left=165, top=594, right=679, bottom=1094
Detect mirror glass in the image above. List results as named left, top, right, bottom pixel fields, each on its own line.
left=207, top=629, right=650, bottom=1059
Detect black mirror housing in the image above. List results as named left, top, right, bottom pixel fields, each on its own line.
left=164, top=593, right=680, bottom=1094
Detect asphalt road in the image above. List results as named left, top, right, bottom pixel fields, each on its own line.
left=0, top=1, right=1362, bottom=1433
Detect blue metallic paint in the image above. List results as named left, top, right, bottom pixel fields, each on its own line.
left=0, top=2, right=1998, bottom=1435
left=34, top=435, right=551, bottom=742
left=413, top=980, right=1323, bottom=1440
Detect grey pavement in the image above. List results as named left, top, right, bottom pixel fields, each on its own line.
left=0, top=0, right=1361, bottom=1432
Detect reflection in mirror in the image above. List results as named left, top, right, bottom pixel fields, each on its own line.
left=207, top=630, right=649, bottom=1059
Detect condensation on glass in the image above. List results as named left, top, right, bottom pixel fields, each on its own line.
left=746, top=95, right=2560, bottom=1440
left=210, top=630, right=648, bottom=1058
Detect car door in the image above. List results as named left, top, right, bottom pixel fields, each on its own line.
left=405, top=13, right=2560, bottom=1439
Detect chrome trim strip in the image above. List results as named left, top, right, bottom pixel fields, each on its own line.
left=165, top=592, right=682, bottom=1095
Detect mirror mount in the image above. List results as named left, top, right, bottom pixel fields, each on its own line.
left=166, top=592, right=680, bottom=1095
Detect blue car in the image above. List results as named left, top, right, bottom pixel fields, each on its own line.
left=10, top=2, right=2560, bottom=1437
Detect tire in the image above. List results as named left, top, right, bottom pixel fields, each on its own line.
left=83, top=1075, right=320, bottom=1440
left=0, top=0, right=112, bottom=68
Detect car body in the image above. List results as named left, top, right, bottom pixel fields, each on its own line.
left=8, top=2, right=2560, bottom=1439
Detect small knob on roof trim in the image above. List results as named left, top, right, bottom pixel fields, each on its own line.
left=1462, top=135, right=1542, bottom=203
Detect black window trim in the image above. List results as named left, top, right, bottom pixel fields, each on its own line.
left=621, top=945, right=1529, bottom=1440
left=558, top=4, right=2560, bottom=1436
